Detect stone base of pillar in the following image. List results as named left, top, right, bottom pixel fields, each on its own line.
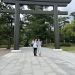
left=11, top=50, right=21, bottom=52
left=53, top=49, right=63, bottom=51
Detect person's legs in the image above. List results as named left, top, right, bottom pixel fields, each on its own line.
left=38, top=47, right=41, bottom=56
left=34, top=48, right=37, bottom=56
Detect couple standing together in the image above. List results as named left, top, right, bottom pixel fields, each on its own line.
left=32, top=39, right=42, bottom=56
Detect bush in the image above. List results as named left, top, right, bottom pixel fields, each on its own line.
left=0, top=45, right=7, bottom=48
left=60, top=43, right=71, bottom=47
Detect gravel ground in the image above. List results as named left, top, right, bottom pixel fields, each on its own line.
left=0, top=48, right=11, bottom=56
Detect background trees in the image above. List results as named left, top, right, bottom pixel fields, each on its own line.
left=0, top=3, right=14, bottom=48
left=0, top=3, right=75, bottom=48
left=20, top=14, right=54, bottom=46
left=60, top=15, right=75, bottom=46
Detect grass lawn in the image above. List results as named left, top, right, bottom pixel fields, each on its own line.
left=47, top=43, right=75, bottom=52
left=61, top=46, right=75, bottom=52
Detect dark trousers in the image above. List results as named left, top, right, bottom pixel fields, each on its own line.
left=33, top=48, right=37, bottom=56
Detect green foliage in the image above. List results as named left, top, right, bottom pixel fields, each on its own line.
left=61, top=20, right=75, bottom=43
left=25, top=14, right=53, bottom=39
left=0, top=13, right=14, bottom=48
left=19, top=14, right=54, bottom=46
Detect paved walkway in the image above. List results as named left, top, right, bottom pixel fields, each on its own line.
left=0, top=47, right=75, bottom=75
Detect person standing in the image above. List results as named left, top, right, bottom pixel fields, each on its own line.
left=32, top=39, right=38, bottom=56
left=37, top=39, right=42, bottom=56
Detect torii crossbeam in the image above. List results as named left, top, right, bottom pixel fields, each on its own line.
left=0, top=8, right=68, bottom=15
left=1, top=0, right=71, bottom=6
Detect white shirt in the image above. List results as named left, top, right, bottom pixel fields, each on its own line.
left=33, top=41, right=38, bottom=48
left=37, top=41, right=42, bottom=47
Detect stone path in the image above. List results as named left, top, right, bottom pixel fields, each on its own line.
left=0, top=47, right=75, bottom=75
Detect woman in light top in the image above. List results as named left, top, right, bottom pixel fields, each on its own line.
left=37, top=39, right=42, bottom=56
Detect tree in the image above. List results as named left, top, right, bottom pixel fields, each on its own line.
left=0, top=13, right=14, bottom=48
left=18, top=5, right=54, bottom=46
left=61, top=22, right=75, bottom=43
left=58, top=16, right=69, bottom=29
left=0, top=3, right=14, bottom=48
left=71, top=12, right=75, bottom=20
left=21, top=13, right=54, bottom=46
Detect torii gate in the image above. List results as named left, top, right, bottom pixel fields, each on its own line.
left=0, top=0, right=71, bottom=50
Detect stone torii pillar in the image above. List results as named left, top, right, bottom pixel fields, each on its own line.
left=53, top=4, right=60, bottom=49
left=14, top=1, right=20, bottom=50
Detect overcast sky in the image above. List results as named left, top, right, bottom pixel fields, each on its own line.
left=46, top=0, right=74, bottom=16
left=59, top=0, right=75, bottom=15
